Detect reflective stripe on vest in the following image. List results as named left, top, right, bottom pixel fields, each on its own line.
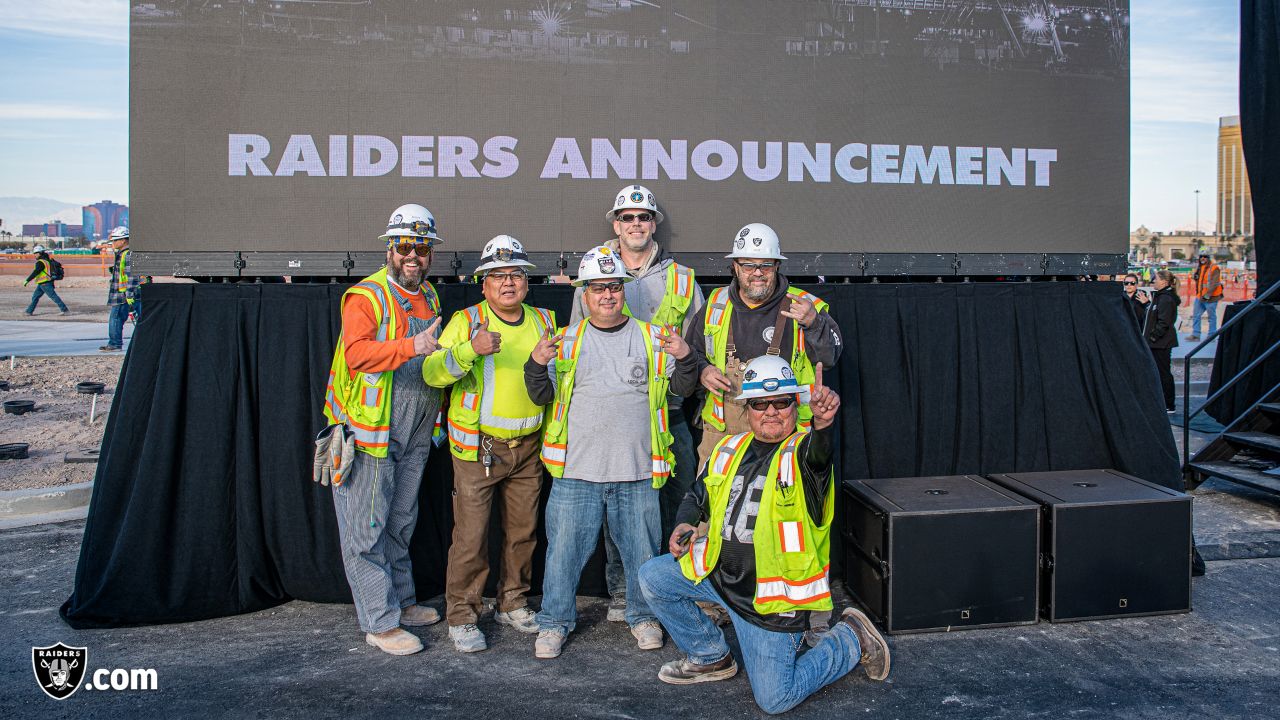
left=756, top=566, right=832, bottom=606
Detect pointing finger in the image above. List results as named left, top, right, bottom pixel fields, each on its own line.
left=815, top=362, right=824, bottom=390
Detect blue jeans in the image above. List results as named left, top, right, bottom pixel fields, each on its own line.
left=638, top=556, right=860, bottom=715
left=537, top=477, right=661, bottom=633
left=1191, top=298, right=1219, bottom=337
left=604, top=412, right=697, bottom=597
left=26, top=283, right=67, bottom=313
left=107, top=303, right=129, bottom=348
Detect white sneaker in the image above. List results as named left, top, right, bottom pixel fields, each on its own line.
left=534, top=629, right=566, bottom=659
left=448, top=624, right=487, bottom=653
left=631, top=621, right=664, bottom=650
left=495, top=606, right=540, bottom=634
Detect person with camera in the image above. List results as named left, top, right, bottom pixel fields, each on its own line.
left=1137, top=270, right=1180, bottom=414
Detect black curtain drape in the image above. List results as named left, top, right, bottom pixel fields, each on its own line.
left=1242, top=0, right=1280, bottom=294
left=61, top=280, right=1180, bottom=628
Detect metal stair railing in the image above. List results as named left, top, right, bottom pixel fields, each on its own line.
left=1181, top=280, right=1280, bottom=469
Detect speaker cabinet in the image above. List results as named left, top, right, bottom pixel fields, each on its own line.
left=841, top=475, right=1041, bottom=634
left=987, top=469, right=1192, bottom=622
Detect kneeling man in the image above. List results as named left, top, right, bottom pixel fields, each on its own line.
left=638, top=356, right=890, bottom=714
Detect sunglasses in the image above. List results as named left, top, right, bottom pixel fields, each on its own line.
left=392, top=243, right=433, bottom=257
left=736, top=261, right=779, bottom=273
left=587, top=281, right=625, bottom=294
left=1123, top=281, right=1137, bottom=285
left=616, top=212, right=653, bottom=224
left=485, top=270, right=527, bottom=283
left=747, top=396, right=797, bottom=411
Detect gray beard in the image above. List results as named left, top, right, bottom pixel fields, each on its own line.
left=741, top=281, right=772, bottom=303
left=388, top=264, right=422, bottom=292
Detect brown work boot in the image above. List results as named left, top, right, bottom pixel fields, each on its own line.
left=840, top=607, right=891, bottom=681
left=400, top=604, right=442, bottom=627
left=657, top=654, right=739, bottom=685
left=365, top=628, right=424, bottom=656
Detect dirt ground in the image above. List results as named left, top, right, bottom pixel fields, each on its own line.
left=0, top=355, right=123, bottom=491
left=0, top=274, right=114, bottom=323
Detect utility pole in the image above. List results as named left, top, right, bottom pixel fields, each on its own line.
left=1195, top=189, right=1201, bottom=236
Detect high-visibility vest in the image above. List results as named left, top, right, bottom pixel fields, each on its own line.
left=425, top=301, right=556, bottom=461
left=680, top=431, right=834, bottom=614
left=115, top=249, right=133, bottom=305
left=539, top=319, right=676, bottom=487
left=1195, top=263, right=1224, bottom=300
left=700, top=286, right=830, bottom=431
left=323, top=267, right=440, bottom=457
left=32, top=258, right=51, bottom=284
left=623, top=262, right=697, bottom=329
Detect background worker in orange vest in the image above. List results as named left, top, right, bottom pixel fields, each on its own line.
left=314, top=203, right=445, bottom=656
left=1188, top=253, right=1224, bottom=341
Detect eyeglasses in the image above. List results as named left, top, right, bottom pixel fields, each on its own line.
left=1123, top=281, right=1137, bottom=285
left=392, top=243, right=433, bottom=257
left=736, top=260, right=779, bottom=274
left=587, top=281, right=624, bottom=294
left=747, top=396, right=797, bottom=411
left=485, top=270, right=527, bottom=283
left=616, top=212, right=653, bottom=224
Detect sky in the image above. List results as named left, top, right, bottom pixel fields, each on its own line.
left=0, top=0, right=1242, bottom=233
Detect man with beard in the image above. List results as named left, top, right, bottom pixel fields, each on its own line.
left=671, top=223, right=843, bottom=465
left=423, top=235, right=556, bottom=652
left=569, top=185, right=704, bottom=624
left=317, top=203, right=445, bottom=655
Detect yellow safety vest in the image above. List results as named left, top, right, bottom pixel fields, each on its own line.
left=680, top=431, right=834, bottom=614
left=623, top=262, right=697, bottom=329
left=700, top=285, right=829, bottom=432
left=115, top=249, right=133, bottom=305
left=424, top=301, right=556, bottom=461
left=323, top=267, right=441, bottom=457
left=32, top=258, right=51, bottom=284
left=539, top=319, right=676, bottom=487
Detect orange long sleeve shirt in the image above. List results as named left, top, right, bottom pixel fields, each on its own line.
left=341, top=285, right=437, bottom=373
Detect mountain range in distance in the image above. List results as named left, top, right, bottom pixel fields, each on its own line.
left=0, top=197, right=92, bottom=231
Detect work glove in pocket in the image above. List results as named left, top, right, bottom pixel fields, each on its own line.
left=312, top=424, right=356, bottom=486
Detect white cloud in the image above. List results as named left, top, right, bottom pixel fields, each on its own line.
left=0, top=103, right=124, bottom=120
left=0, top=0, right=128, bottom=44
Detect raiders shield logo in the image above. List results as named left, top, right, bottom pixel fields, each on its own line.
left=32, top=643, right=87, bottom=700
left=753, top=237, right=763, bottom=247
left=598, top=256, right=617, bottom=274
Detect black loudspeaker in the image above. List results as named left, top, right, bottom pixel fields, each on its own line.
left=987, top=469, right=1192, bottom=622
left=841, top=475, right=1041, bottom=634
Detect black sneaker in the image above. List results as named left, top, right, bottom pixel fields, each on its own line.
left=99, top=346, right=122, bottom=352
left=840, top=607, right=891, bottom=681
left=657, top=654, right=738, bottom=685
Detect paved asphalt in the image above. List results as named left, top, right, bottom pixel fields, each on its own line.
left=1, top=515, right=1278, bottom=720
left=0, top=320, right=131, bottom=357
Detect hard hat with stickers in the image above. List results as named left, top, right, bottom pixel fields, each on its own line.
left=378, top=203, right=443, bottom=246
left=573, top=245, right=634, bottom=287
left=606, top=184, right=664, bottom=225
left=726, top=222, right=786, bottom=261
left=474, top=234, right=536, bottom=275
left=735, top=355, right=810, bottom=402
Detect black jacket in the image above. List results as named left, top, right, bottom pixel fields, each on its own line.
left=1144, top=287, right=1179, bottom=350
left=1125, top=292, right=1146, bottom=333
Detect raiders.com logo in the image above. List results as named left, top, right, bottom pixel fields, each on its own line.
left=32, top=643, right=87, bottom=700
left=31, top=642, right=159, bottom=700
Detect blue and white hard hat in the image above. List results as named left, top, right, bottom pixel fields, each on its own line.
left=734, top=355, right=810, bottom=403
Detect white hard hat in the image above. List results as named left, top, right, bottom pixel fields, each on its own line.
left=32, top=244, right=46, bottom=253
left=474, top=235, right=536, bottom=275
left=378, top=203, right=442, bottom=246
left=726, top=222, right=786, bottom=261
left=573, top=245, right=634, bottom=287
left=734, top=355, right=810, bottom=403
left=606, top=184, right=664, bottom=225
left=108, top=226, right=130, bottom=241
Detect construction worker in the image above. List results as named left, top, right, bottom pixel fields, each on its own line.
left=638, top=356, right=890, bottom=714
left=422, top=235, right=555, bottom=653
left=23, top=245, right=68, bottom=316
left=523, top=245, right=678, bottom=659
left=671, top=223, right=843, bottom=465
left=1188, top=253, right=1224, bottom=341
left=100, top=226, right=146, bottom=352
left=314, top=203, right=445, bottom=656
left=569, top=184, right=704, bottom=624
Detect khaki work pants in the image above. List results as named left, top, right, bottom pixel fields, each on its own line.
left=445, top=431, right=544, bottom=626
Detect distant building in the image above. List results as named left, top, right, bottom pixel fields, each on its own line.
left=22, top=221, right=84, bottom=237
left=82, top=200, right=129, bottom=242
left=1218, top=116, right=1254, bottom=237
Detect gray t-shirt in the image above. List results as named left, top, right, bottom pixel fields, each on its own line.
left=563, top=320, right=653, bottom=482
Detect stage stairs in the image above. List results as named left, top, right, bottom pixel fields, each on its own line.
left=1183, top=282, right=1280, bottom=497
